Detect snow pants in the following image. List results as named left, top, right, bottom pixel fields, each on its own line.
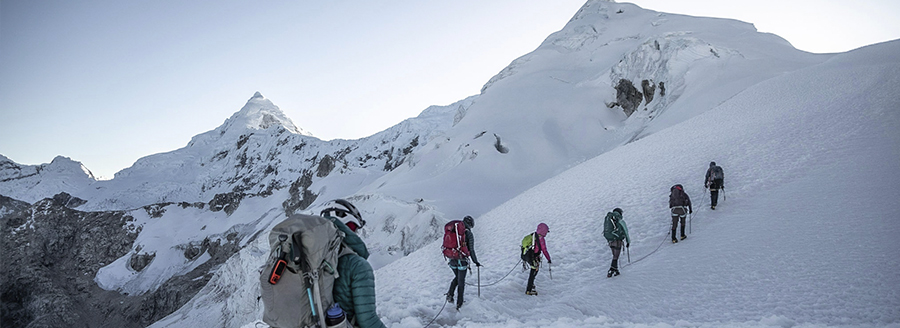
left=526, top=257, right=541, bottom=292
left=709, top=179, right=723, bottom=207
left=671, top=207, right=687, bottom=238
left=447, top=259, right=468, bottom=308
left=527, top=267, right=538, bottom=292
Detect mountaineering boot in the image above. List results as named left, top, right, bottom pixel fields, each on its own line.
left=711, top=205, right=716, bottom=210
left=672, top=238, right=678, bottom=243
left=445, top=293, right=454, bottom=304
left=608, top=267, right=620, bottom=277
left=525, top=290, right=538, bottom=295
left=681, top=235, right=687, bottom=240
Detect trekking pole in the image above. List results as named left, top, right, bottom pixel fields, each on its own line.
left=689, top=212, right=692, bottom=234
left=723, top=187, right=726, bottom=201
left=627, top=245, right=631, bottom=263
left=549, top=262, right=553, bottom=280
left=477, top=266, right=481, bottom=298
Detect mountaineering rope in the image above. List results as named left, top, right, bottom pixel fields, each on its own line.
left=426, top=260, right=522, bottom=327
left=423, top=297, right=448, bottom=328
left=465, top=259, right=522, bottom=287
left=621, top=230, right=670, bottom=269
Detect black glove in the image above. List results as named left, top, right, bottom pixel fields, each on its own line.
left=475, top=262, right=482, bottom=267
left=626, top=242, right=630, bottom=248
left=547, top=260, right=552, bottom=264
left=689, top=209, right=693, bottom=214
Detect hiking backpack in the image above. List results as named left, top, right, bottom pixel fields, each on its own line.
left=260, top=214, right=346, bottom=328
left=711, top=166, right=724, bottom=180
left=603, top=212, right=624, bottom=241
left=520, top=233, right=540, bottom=267
left=441, top=220, right=469, bottom=260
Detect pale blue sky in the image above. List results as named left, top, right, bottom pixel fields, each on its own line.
left=2, top=0, right=898, bottom=179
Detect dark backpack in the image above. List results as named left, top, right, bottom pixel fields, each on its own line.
left=442, top=220, right=469, bottom=260
left=670, top=185, right=688, bottom=206
left=260, top=214, right=346, bottom=328
left=603, top=212, right=624, bottom=241
left=711, top=166, right=724, bottom=180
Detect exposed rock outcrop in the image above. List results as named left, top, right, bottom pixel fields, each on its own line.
left=282, top=170, right=317, bottom=216
left=0, top=193, right=246, bottom=328
left=615, top=79, right=644, bottom=117
left=642, top=79, right=656, bottom=104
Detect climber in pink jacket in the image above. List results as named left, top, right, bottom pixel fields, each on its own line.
left=521, top=222, right=552, bottom=295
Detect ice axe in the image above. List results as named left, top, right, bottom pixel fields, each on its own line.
left=626, top=244, right=631, bottom=263
left=477, top=265, right=481, bottom=298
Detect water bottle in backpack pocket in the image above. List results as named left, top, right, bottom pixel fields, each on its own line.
left=325, top=303, right=350, bottom=328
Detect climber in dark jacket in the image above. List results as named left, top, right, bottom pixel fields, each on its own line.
left=669, top=184, right=692, bottom=243
left=446, top=215, right=480, bottom=310
left=705, top=161, right=725, bottom=209
left=322, top=199, right=386, bottom=328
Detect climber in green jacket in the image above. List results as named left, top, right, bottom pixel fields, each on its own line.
left=322, top=199, right=386, bottom=328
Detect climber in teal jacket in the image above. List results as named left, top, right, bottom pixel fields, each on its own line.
left=322, top=199, right=386, bottom=328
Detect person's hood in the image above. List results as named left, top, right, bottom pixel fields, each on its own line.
left=536, top=223, right=549, bottom=236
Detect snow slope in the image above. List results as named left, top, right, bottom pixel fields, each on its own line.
left=2, top=0, right=839, bottom=304
left=367, top=40, right=900, bottom=327
left=357, top=0, right=828, bottom=221
left=6, top=1, right=899, bottom=327
left=154, top=38, right=900, bottom=327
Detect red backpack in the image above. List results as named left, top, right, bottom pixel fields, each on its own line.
left=442, top=220, right=469, bottom=259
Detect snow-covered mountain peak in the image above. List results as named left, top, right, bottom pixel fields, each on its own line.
left=218, top=92, right=312, bottom=137
left=47, top=155, right=96, bottom=179
left=0, top=155, right=96, bottom=203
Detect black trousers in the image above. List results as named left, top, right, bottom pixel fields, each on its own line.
left=447, top=260, right=468, bottom=307
left=527, top=267, right=538, bottom=292
left=709, top=179, right=723, bottom=207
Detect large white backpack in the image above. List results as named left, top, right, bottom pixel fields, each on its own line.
left=260, top=214, right=345, bottom=328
